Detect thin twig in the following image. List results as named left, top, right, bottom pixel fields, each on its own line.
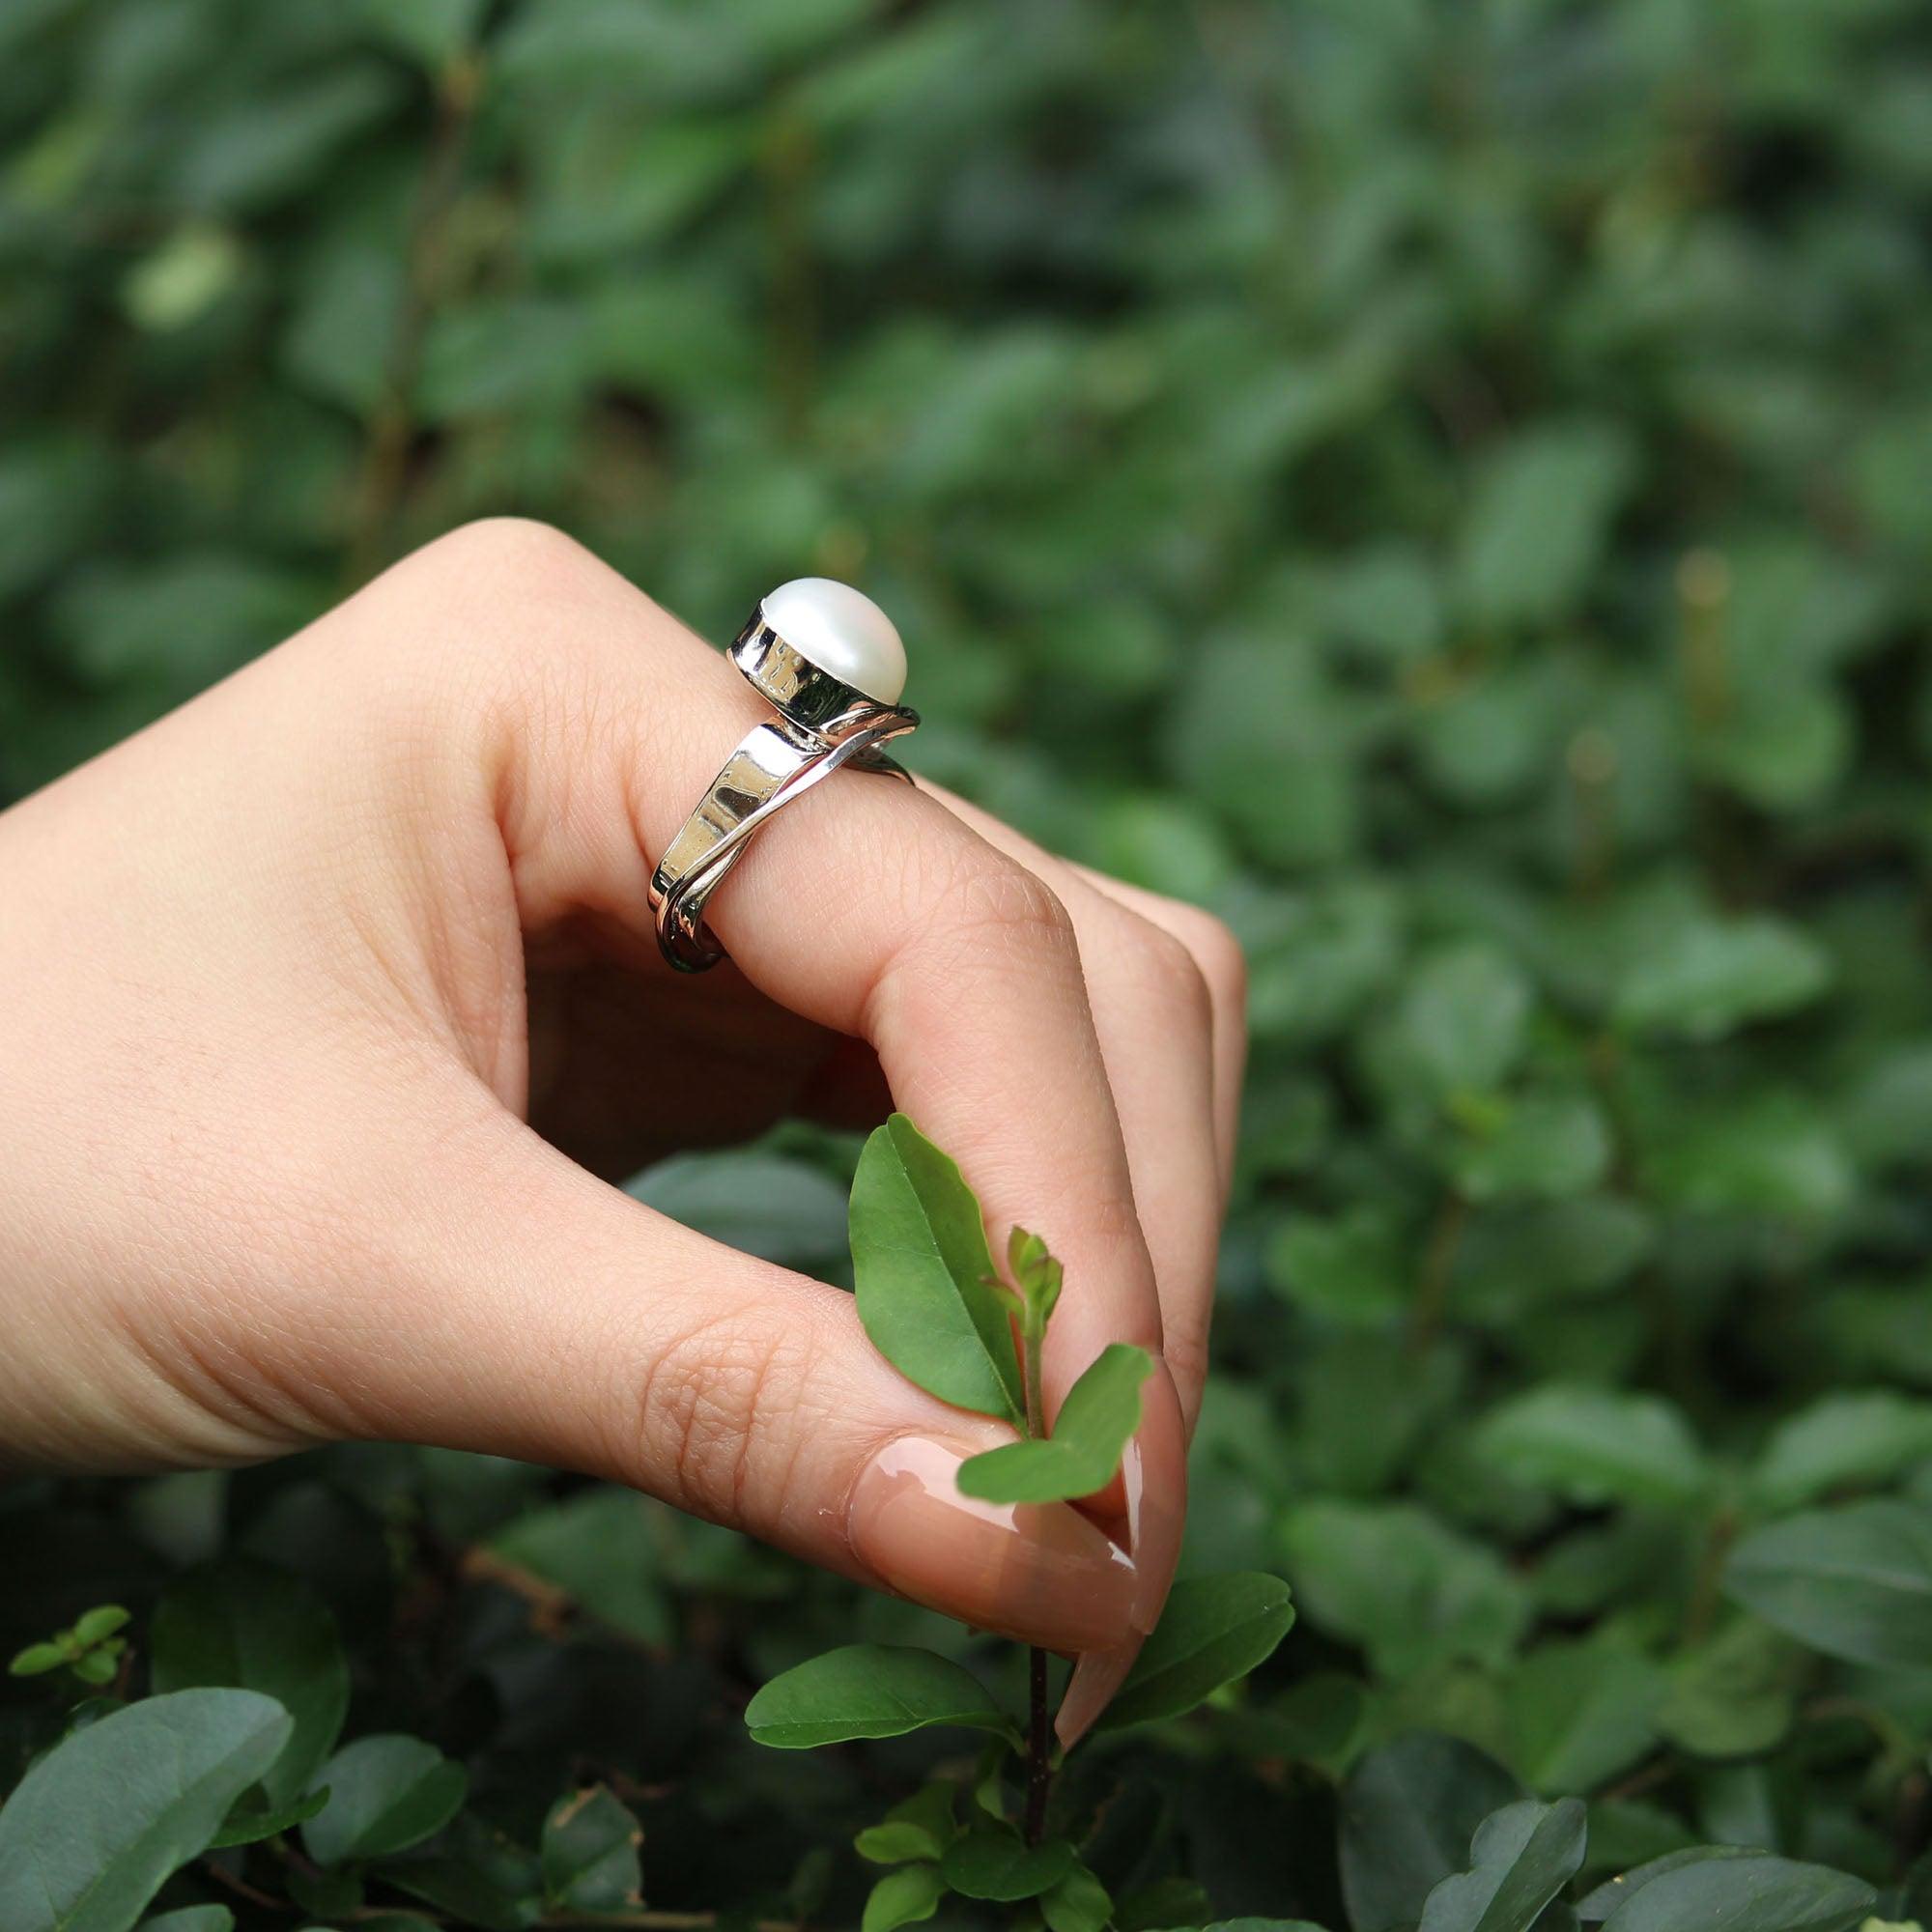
left=1019, top=1313, right=1056, bottom=1844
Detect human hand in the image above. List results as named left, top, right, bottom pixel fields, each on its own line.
left=0, top=522, right=1244, bottom=1738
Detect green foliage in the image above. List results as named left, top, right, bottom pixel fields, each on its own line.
left=958, top=1345, right=1154, bottom=1504
left=745, top=1644, right=1018, bottom=1750
left=7, top=0, right=1932, bottom=1919
left=850, top=1112, right=1027, bottom=1426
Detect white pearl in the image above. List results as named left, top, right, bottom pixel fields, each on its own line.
left=761, top=577, right=906, bottom=705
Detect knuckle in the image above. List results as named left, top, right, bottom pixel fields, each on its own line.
left=940, top=852, right=1079, bottom=962
left=1131, top=923, right=1214, bottom=1033
left=633, top=1312, right=811, bottom=1527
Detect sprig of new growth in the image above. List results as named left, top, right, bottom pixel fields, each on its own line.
left=744, top=1114, right=1294, bottom=1932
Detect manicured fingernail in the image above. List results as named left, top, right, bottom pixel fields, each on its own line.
left=1124, top=1353, right=1186, bottom=1635
left=848, top=1435, right=1138, bottom=1653
left=1056, top=1640, right=1138, bottom=1749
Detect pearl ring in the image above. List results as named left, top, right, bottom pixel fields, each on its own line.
left=648, top=579, right=921, bottom=972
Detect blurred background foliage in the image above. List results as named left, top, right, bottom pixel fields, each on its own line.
left=8, top=0, right=1932, bottom=1920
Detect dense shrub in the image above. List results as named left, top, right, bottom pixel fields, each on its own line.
left=5, top=0, right=1932, bottom=1925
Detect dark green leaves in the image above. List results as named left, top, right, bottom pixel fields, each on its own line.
left=940, top=1825, right=1075, bottom=1900
left=301, top=1735, right=468, bottom=1865
left=1098, top=1573, right=1296, bottom=1731
left=1587, top=1856, right=1875, bottom=1932
left=1339, top=1734, right=1523, bottom=1932
left=1417, top=1800, right=1587, bottom=1932
left=542, top=1785, right=642, bottom=1913
left=0, top=1689, right=293, bottom=1932
left=745, top=1645, right=1017, bottom=1749
left=151, top=1557, right=349, bottom=1806
left=957, top=1344, right=1152, bottom=1503
left=1724, top=1498, right=1932, bottom=1667
left=850, top=1114, right=1025, bottom=1425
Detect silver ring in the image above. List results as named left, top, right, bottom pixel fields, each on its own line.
left=649, top=580, right=920, bottom=973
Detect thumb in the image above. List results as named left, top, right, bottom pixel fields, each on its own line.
left=340, top=1099, right=1139, bottom=1655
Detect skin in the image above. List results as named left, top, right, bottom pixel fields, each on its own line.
left=0, top=520, right=1245, bottom=1741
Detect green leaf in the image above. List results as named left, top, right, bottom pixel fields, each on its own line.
left=850, top=1114, right=1026, bottom=1425
left=208, top=1784, right=330, bottom=1849
left=940, top=1825, right=1077, bottom=1901
left=1473, top=1386, right=1710, bottom=1510
left=1340, top=1733, right=1525, bottom=1932
left=152, top=1557, right=350, bottom=1806
left=1594, top=1855, right=1874, bottom=1932
left=957, top=1345, right=1153, bottom=1503
left=1614, top=915, right=1830, bottom=1042
left=1418, top=1799, right=1588, bottom=1932
left=300, top=1735, right=468, bottom=1865
left=381, top=1813, right=541, bottom=1929
left=71, top=1606, right=130, bottom=1647
left=1750, top=1391, right=1932, bottom=1512
left=1455, top=419, right=1636, bottom=629
left=1040, top=1862, right=1114, bottom=1932
left=1097, top=1572, right=1295, bottom=1730
left=1656, top=1622, right=1799, bottom=1760
left=1577, top=1849, right=1757, bottom=1920
left=855, top=1784, right=958, bottom=1865
left=1724, top=1499, right=1932, bottom=1667
left=862, top=1863, right=946, bottom=1932
left=133, top=1911, right=234, bottom=1932
left=745, top=1644, right=1017, bottom=1749
left=1505, top=1639, right=1667, bottom=1795
left=1393, top=942, right=1533, bottom=1098
left=1280, top=1502, right=1528, bottom=1678
left=488, top=1487, right=671, bottom=1644
left=542, top=1785, right=641, bottom=1912
left=1450, top=1091, right=1613, bottom=1204
left=0, top=1688, right=293, bottom=1932
left=9, top=1640, right=70, bottom=1677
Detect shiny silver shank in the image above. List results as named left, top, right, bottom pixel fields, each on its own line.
left=648, top=614, right=920, bottom=973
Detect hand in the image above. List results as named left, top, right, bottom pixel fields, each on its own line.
left=0, top=522, right=1245, bottom=1738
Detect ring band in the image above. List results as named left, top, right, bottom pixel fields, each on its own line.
left=649, top=582, right=920, bottom=973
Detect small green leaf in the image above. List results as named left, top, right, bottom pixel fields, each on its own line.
left=745, top=1644, right=1017, bottom=1749
left=855, top=1784, right=958, bottom=1865
left=133, top=1910, right=235, bottom=1932
left=8, top=1641, right=70, bottom=1677
left=940, top=1824, right=1077, bottom=1901
left=1749, top=1391, right=1932, bottom=1512
left=1577, top=1848, right=1758, bottom=1920
left=1656, top=1622, right=1799, bottom=1760
left=851, top=1114, right=1026, bottom=1425
left=1595, top=1855, right=1875, bottom=1932
left=1724, top=1499, right=1932, bottom=1667
left=1041, top=1861, right=1114, bottom=1932
left=300, top=1735, right=468, bottom=1865
left=1473, top=1385, right=1710, bottom=1510
left=71, top=1648, right=119, bottom=1686
left=1418, top=1799, right=1587, bottom=1932
left=152, top=1557, right=351, bottom=1807
left=1098, top=1572, right=1295, bottom=1731
left=71, top=1605, right=131, bottom=1647
left=958, top=1345, right=1153, bottom=1503
left=863, top=1863, right=946, bottom=1932
left=0, top=1688, right=293, bottom=1932
left=1340, top=1733, right=1525, bottom=1932
left=209, top=1785, right=330, bottom=1849
left=1614, top=914, right=1830, bottom=1042
left=542, top=1785, right=641, bottom=1911
left=1505, top=1638, right=1666, bottom=1795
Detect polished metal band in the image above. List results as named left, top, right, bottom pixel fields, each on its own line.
left=648, top=613, right=919, bottom=973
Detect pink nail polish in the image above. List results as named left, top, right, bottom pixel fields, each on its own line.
left=847, top=1435, right=1138, bottom=1654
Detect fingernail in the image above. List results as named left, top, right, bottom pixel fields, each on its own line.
left=848, top=1435, right=1138, bottom=1654
left=1123, top=1353, right=1186, bottom=1635
left=1055, top=1640, right=1138, bottom=1749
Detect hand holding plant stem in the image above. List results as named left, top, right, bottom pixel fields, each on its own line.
left=746, top=1116, right=1293, bottom=1930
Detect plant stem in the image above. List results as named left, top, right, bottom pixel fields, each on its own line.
left=1024, top=1643, right=1052, bottom=1846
